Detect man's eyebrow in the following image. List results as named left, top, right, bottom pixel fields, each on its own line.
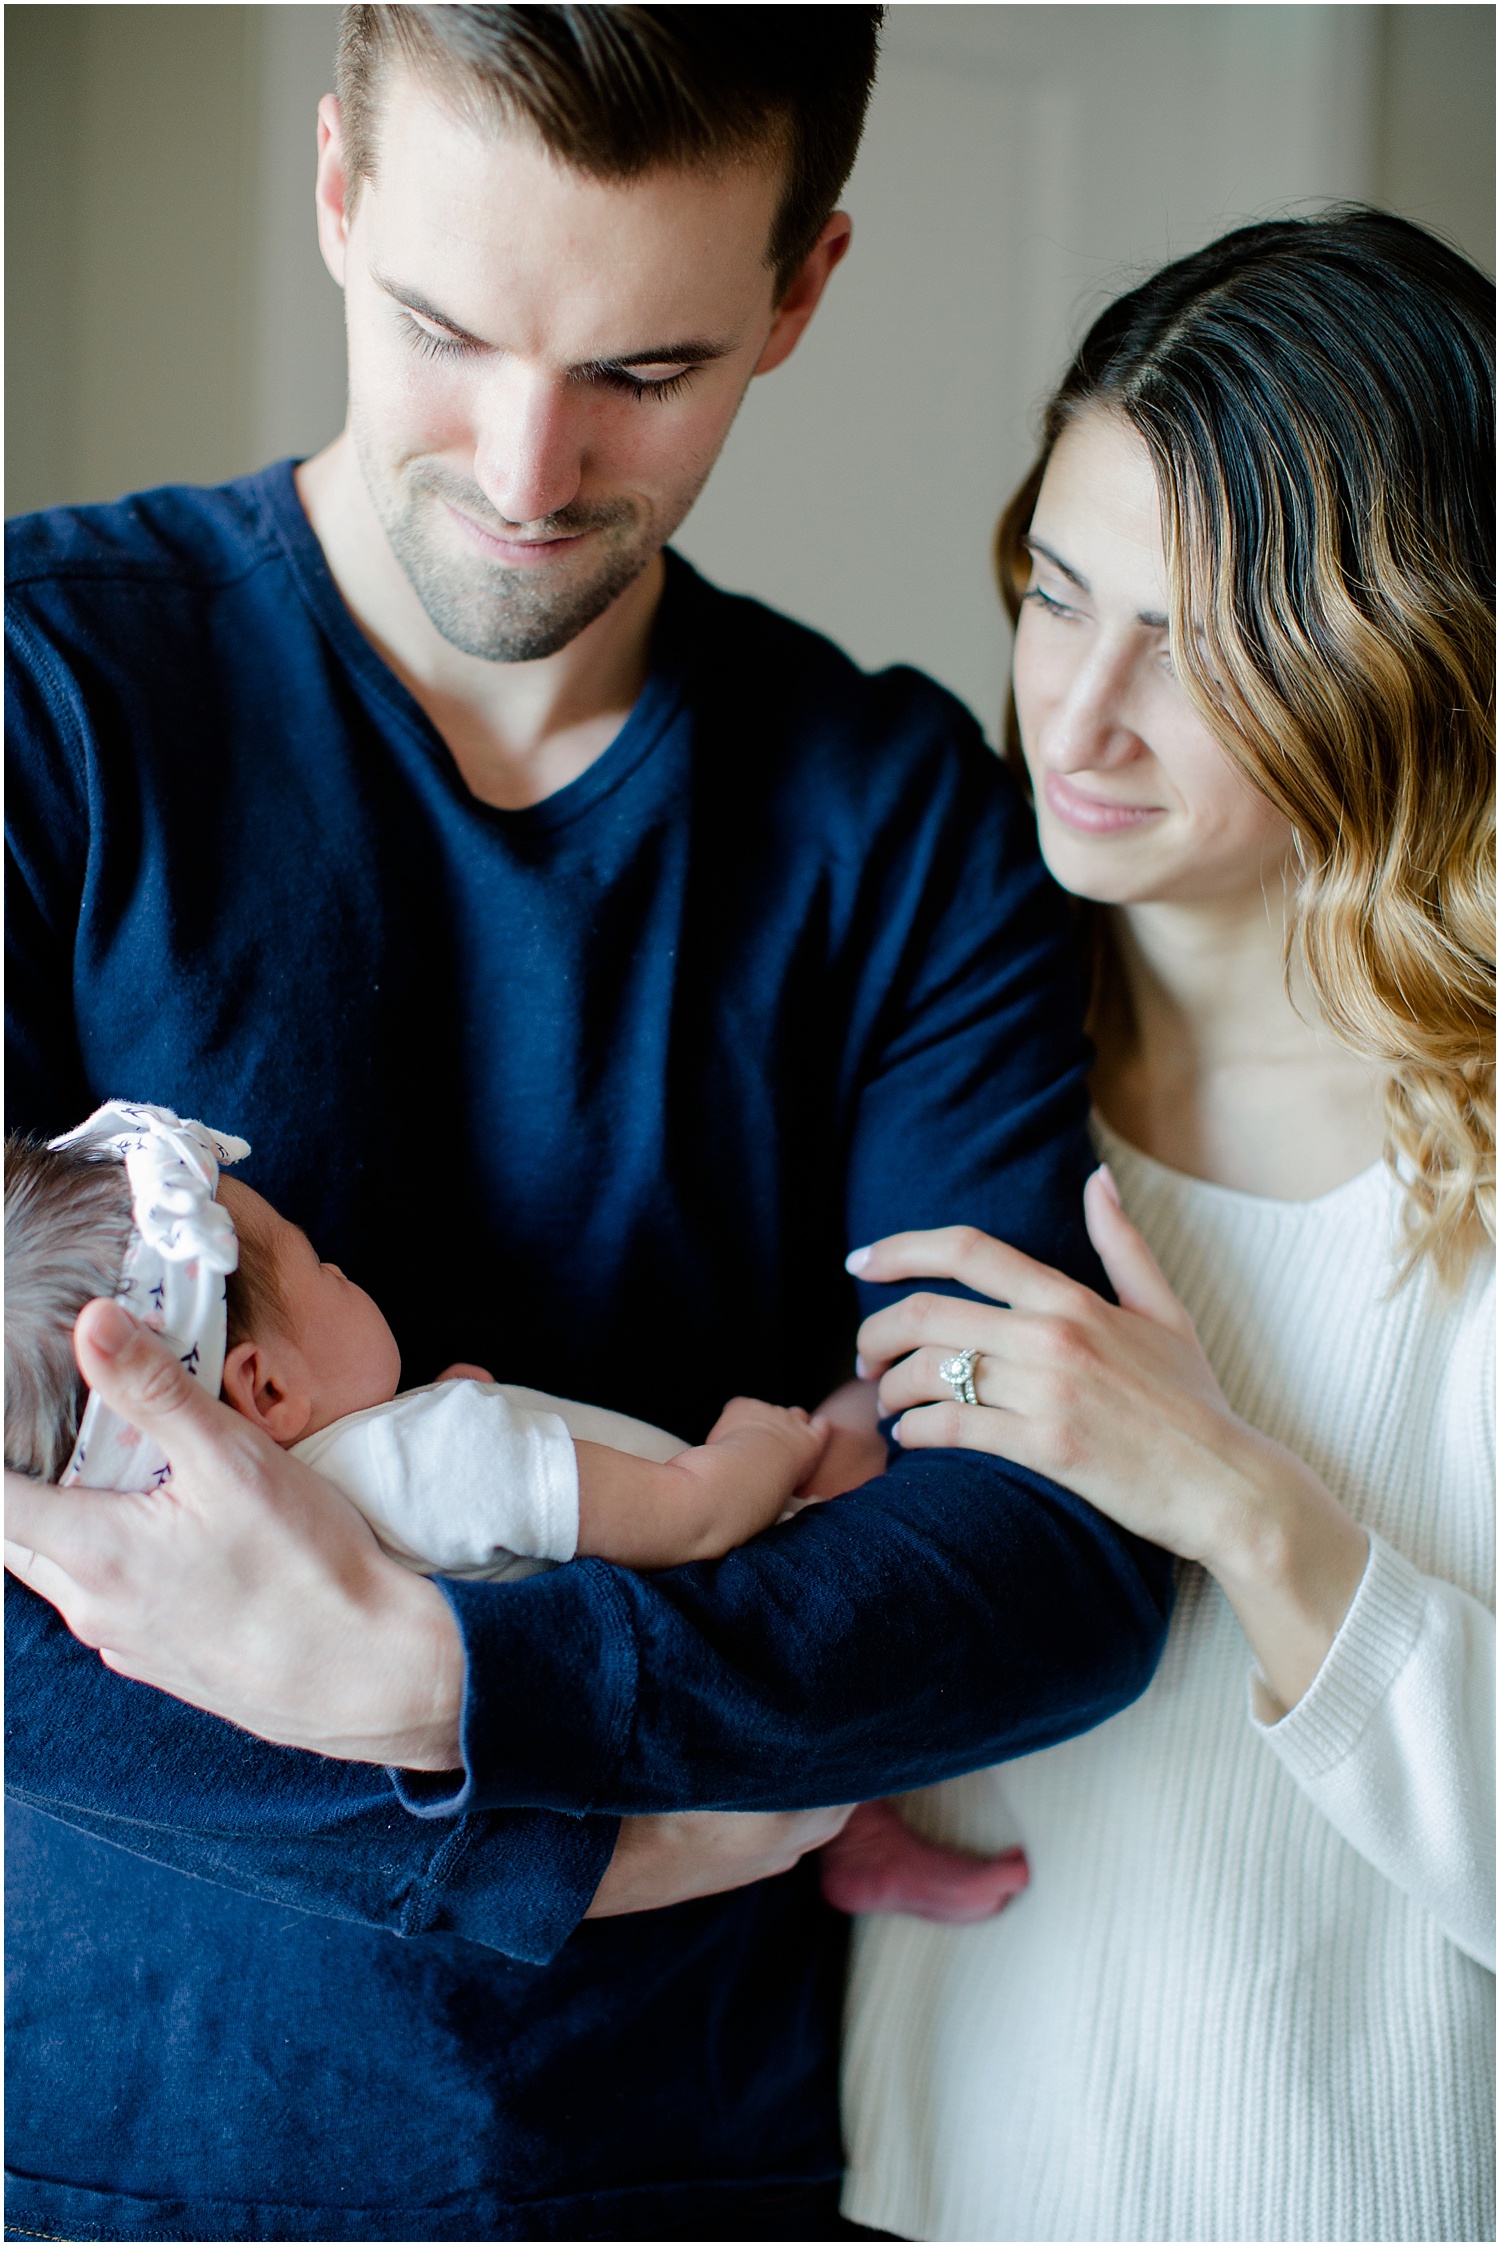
left=587, top=339, right=733, bottom=370
left=375, top=273, right=489, bottom=346
left=1024, top=534, right=1170, bottom=629
left=374, top=272, right=733, bottom=371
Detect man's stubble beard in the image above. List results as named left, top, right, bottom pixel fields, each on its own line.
left=354, top=429, right=710, bottom=664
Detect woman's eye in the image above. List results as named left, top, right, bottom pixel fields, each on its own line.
left=1023, top=584, right=1073, bottom=619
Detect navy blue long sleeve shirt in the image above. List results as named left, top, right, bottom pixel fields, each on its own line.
left=5, top=465, right=1173, bottom=2242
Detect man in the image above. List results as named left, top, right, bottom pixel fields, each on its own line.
left=5, top=10, right=1173, bottom=2240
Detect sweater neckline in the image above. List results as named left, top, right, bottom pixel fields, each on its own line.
left=1090, top=1110, right=1391, bottom=1216
left=250, top=458, right=700, bottom=836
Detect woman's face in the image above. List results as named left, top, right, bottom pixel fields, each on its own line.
left=1012, top=410, right=1292, bottom=908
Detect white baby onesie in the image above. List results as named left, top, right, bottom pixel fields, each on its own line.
left=292, top=1379, right=687, bottom=1582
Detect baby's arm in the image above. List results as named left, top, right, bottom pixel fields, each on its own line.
left=575, top=1398, right=828, bottom=1568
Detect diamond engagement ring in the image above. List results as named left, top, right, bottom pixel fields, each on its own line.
left=938, top=1347, right=980, bottom=1406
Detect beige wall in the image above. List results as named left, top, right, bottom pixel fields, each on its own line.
left=6, top=4, right=343, bottom=516
left=7, top=6, right=263, bottom=510
left=6, top=3, right=1493, bottom=719
left=1378, top=5, right=1495, bottom=274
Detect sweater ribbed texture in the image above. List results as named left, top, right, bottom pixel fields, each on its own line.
left=842, top=1121, right=1495, bottom=2242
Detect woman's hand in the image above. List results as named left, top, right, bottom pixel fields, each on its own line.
left=852, top=1168, right=1369, bottom=1713
left=585, top=1805, right=854, bottom=1917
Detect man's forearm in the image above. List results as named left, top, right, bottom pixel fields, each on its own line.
left=407, top=1445, right=1174, bottom=1823
left=5, top=1576, right=613, bottom=1962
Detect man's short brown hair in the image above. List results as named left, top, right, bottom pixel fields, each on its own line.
left=336, top=4, right=882, bottom=295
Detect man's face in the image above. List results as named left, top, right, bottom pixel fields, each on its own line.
left=319, top=74, right=832, bottom=662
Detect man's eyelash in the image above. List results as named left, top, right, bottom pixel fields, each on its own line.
left=400, top=313, right=471, bottom=362
left=591, top=366, right=697, bottom=405
left=397, top=317, right=697, bottom=404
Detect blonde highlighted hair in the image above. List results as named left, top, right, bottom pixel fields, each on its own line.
left=997, top=208, right=1495, bottom=1284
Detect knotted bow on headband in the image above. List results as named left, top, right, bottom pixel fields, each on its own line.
left=48, top=1101, right=251, bottom=1491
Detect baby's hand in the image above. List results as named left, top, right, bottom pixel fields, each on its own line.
left=706, top=1396, right=830, bottom=1488
left=797, top=1377, right=888, bottom=1499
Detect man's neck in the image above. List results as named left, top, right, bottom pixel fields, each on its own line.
left=295, top=435, right=664, bottom=811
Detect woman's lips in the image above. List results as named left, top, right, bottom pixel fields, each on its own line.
left=1043, top=771, right=1165, bottom=834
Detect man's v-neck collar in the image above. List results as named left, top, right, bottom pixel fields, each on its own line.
left=254, top=458, right=699, bottom=833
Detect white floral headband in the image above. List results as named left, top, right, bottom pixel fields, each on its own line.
left=48, top=1101, right=250, bottom=1491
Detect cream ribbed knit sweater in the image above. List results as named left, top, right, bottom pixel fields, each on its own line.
left=843, top=1120, right=1494, bottom=2243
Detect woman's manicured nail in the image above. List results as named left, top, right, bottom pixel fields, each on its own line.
left=854, top=1353, right=870, bottom=1381
left=845, top=1246, right=871, bottom=1275
left=1092, top=1163, right=1121, bottom=1208
left=891, top=1415, right=906, bottom=1445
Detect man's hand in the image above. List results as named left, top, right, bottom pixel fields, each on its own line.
left=586, top=1805, right=855, bottom=1917
left=4, top=1299, right=465, bottom=1769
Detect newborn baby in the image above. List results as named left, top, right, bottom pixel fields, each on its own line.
left=5, top=1101, right=1027, bottom=1923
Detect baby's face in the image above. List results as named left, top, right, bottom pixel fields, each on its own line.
left=218, top=1178, right=401, bottom=1432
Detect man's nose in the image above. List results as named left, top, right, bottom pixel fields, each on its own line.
left=472, top=365, right=585, bottom=528
left=1038, top=641, right=1147, bottom=774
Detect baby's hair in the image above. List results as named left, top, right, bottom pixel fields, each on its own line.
left=5, top=1134, right=133, bottom=1480
left=4, top=1132, right=286, bottom=1480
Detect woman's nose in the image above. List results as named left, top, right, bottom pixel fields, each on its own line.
left=1037, top=643, right=1148, bottom=775
left=473, top=366, right=585, bottom=528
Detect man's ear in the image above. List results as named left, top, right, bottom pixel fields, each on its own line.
left=753, top=212, right=855, bottom=380
left=314, top=92, right=353, bottom=289
left=222, top=1340, right=313, bottom=1445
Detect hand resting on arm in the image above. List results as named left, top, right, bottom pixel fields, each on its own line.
left=854, top=1169, right=1371, bottom=1714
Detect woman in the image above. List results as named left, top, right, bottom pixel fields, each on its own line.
left=839, top=209, right=1494, bottom=2242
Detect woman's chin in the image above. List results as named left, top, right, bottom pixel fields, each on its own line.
left=1036, top=818, right=1174, bottom=906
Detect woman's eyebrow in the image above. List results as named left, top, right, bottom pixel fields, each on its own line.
left=1023, top=534, right=1089, bottom=592
left=1025, top=534, right=1169, bottom=629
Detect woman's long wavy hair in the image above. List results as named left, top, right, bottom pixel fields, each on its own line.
left=997, top=207, right=1495, bottom=1285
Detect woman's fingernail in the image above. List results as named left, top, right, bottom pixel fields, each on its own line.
left=1092, top=1163, right=1121, bottom=1208
left=891, top=1415, right=906, bottom=1445
left=845, top=1247, right=871, bottom=1275
left=854, top=1353, right=870, bottom=1380
left=86, top=1300, right=135, bottom=1358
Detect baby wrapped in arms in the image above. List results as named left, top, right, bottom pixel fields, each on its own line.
left=5, top=1102, right=1028, bottom=1922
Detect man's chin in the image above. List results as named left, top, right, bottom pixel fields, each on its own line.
left=393, top=536, right=656, bottom=664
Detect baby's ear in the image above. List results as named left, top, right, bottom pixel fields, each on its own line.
left=221, top=1339, right=312, bottom=1445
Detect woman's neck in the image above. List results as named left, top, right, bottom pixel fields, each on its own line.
left=1091, top=884, right=1387, bottom=1200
